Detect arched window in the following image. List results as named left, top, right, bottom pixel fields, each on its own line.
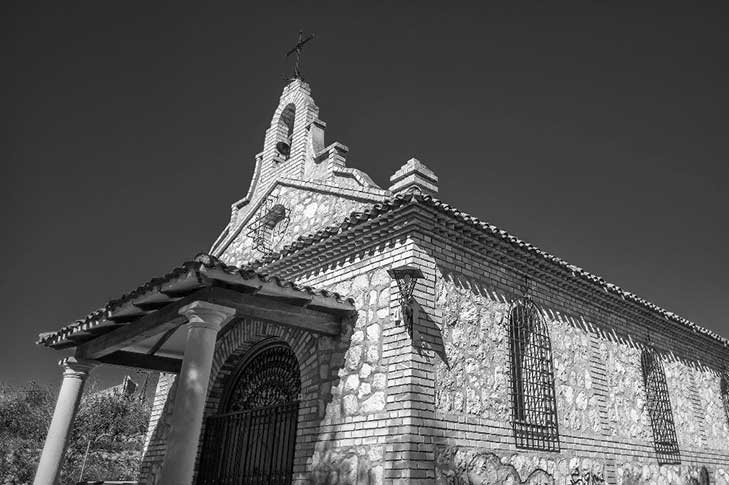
left=699, top=466, right=710, bottom=485
left=721, top=369, right=729, bottom=426
left=275, top=103, right=296, bottom=160
left=247, top=195, right=290, bottom=254
left=641, top=348, right=680, bottom=464
left=509, top=298, right=560, bottom=451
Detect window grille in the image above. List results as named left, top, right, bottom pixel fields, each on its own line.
left=509, top=296, right=560, bottom=452
left=699, top=466, right=710, bottom=485
left=641, top=348, right=680, bottom=464
left=247, top=195, right=290, bottom=255
left=721, top=368, right=729, bottom=427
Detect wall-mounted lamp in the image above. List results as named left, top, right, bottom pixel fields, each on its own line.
left=387, top=265, right=424, bottom=335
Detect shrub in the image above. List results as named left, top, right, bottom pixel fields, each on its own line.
left=0, top=380, right=152, bottom=485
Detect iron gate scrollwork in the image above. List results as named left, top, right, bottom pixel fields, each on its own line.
left=225, top=343, right=300, bottom=412
left=641, top=348, right=680, bottom=465
left=198, top=342, right=301, bottom=484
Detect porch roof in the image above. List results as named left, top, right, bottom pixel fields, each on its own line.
left=37, top=253, right=354, bottom=352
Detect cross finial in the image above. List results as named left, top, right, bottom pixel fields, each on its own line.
left=285, top=30, right=314, bottom=81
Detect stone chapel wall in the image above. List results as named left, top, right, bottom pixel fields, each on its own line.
left=306, top=265, right=391, bottom=484
left=270, top=218, right=729, bottom=484
left=219, top=183, right=374, bottom=267
left=293, top=234, right=417, bottom=484
left=422, top=231, right=729, bottom=485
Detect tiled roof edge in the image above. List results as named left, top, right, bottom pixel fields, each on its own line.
left=247, top=189, right=729, bottom=348
left=36, top=253, right=353, bottom=347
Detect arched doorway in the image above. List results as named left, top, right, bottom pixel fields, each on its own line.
left=197, top=340, right=301, bottom=484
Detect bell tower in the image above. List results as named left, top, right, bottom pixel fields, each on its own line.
left=209, top=32, right=394, bottom=261
left=210, top=78, right=390, bottom=261
left=257, top=79, right=320, bottom=185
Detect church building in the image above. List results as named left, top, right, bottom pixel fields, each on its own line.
left=34, top=76, right=729, bottom=484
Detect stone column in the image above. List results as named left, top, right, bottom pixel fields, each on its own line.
left=34, top=357, right=96, bottom=485
left=158, top=301, right=235, bottom=485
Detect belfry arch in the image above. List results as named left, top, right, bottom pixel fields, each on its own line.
left=275, top=103, right=296, bottom=160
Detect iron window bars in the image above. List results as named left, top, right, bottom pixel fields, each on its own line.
left=721, top=367, right=729, bottom=427
left=699, top=466, right=710, bottom=485
left=641, top=348, right=681, bottom=465
left=509, top=296, right=560, bottom=452
left=247, top=195, right=290, bottom=255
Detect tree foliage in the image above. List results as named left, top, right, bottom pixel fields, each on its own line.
left=1, top=380, right=152, bottom=485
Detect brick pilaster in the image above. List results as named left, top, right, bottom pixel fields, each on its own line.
left=382, top=240, right=438, bottom=484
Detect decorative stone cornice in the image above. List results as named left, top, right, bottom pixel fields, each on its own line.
left=59, top=357, right=96, bottom=379
left=179, top=301, right=236, bottom=332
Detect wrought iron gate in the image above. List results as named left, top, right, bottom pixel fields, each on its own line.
left=197, top=342, right=301, bottom=484
left=197, top=401, right=299, bottom=484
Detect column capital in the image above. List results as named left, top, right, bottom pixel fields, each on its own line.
left=179, top=301, right=235, bottom=331
left=59, top=357, right=96, bottom=379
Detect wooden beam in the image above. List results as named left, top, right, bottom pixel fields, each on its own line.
left=75, top=284, right=343, bottom=359
left=160, top=271, right=207, bottom=296
left=208, top=287, right=340, bottom=336
left=97, top=351, right=181, bottom=373
left=107, top=303, right=150, bottom=322
left=308, top=294, right=356, bottom=315
left=76, top=305, right=190, bottom=359
left=147, top=326, right=179, bottom=355
left=256, top=280, right=313, bottom=304
left=201, top=267, right=261, bottom=292
left=132, top=290, right=179, bottom=310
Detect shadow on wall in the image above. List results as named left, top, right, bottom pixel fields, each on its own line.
left=439, top=268, right=725, bottom=377
left=412, top=299, right=450, bottom=370
left=310, top=261, right=448, bottom=481
left=139, top=374, right=176, bottom=485
left=308, top=267, right=393, bottom=484
left=436, top=446, right=613, bottom=485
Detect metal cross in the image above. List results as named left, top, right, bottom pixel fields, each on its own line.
left=285, top=30, right=314, bottom=80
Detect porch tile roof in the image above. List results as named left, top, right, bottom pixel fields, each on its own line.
left=37, top=253, right=354, bottom=349
left=253, top=190, right=729, bottom=348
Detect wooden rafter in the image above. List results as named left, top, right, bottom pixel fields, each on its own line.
left=98, top=351, right=182, bottom=374
left=74, top=286, right=342, bottom=363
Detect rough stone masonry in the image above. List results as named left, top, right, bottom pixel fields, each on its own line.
left=78, top=78, right=729, bottom=484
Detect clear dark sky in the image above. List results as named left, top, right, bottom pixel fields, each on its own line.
left=4, top=3, right=728, bottom=387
